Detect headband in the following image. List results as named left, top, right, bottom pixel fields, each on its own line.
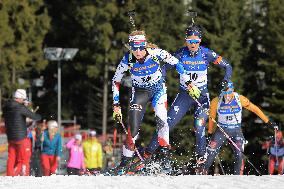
left=129, top=35, right=146, bottom=42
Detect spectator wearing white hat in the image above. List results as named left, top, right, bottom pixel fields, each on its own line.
left=36, top=120, right=62, bottom=176
left=83, top=130, right=103, bottom=174
left=3, top=89, right=41, bottom=176
left=65, top=133, right=86, bottom=175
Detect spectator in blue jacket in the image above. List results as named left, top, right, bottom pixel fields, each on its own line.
left=37, top=120, right=62, bottom=176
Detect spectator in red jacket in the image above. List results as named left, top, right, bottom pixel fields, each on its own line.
left=262, top=130, right=284, bottom=175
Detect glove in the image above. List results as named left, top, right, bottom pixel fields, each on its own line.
left=267, top=121, right=278, bottom=130
left=113, top=104, right=122, bottom=123
left=186, top=82, right=201, bottom=100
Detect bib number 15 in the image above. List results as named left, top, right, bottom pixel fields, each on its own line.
left=226, top=116, right=233, bottom=121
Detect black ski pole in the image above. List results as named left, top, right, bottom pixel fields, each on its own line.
left=274, top=128, right=279, bottom=166
left=216, top=154, right=225, bottom=175
left=118, top=119, right=144, bottom=162
left=127, top=10, right=136, bottom=30
left=187, top=10, right=197, bottom=26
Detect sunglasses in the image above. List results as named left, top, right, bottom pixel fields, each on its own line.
left=186, top=39, right=201, bottom=44
left=222, top=89, right=233, bottom=95
left=131, top=46, right=146, bottom=51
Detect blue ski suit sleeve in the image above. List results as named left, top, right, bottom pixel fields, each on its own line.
left=207, top=50, right=232, bottom=81
left=161, top=62, right=185, bottom=82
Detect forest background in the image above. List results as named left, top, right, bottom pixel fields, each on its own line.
left=0, top=0, right=283, bottom=174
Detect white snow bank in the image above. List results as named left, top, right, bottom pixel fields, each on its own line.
left=0, top=175, right=283, bottom=189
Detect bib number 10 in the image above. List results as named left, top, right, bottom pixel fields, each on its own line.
left=188, top=73, right=198, bottom=81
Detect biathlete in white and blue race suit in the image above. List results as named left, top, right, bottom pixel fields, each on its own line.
left=146, top=24, right=233, bottom=163
left=112, top=30, right=188, bottom=166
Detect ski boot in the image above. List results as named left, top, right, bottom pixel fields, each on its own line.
left=103, top=157, right=133, bottom=176
left=126, top=150, right=153, bottom=174
left=158, top=147, right=172, bottom=175
left=195, top=154, right=207, bottom=175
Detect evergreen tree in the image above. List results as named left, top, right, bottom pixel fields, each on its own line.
left=0, top=0, right=50, bottom=99
left=194, top=0, right=247, bottom=96
left=240, top=0, right=284, bottom=174
left=259, top=0, right=284, bottom=123
left=40, top=0, right=119, bottom=131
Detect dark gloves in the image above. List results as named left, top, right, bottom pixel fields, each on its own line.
left=267, top=121, right=278, bottom=130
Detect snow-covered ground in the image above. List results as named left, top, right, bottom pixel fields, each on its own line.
left=0, top=175, right=283, bottom=189
left=1, top=134, right=283, bottom=189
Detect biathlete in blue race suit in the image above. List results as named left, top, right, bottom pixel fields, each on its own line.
left=112, top=30, right=187, bottom=168
left=146, top=24, right=233, bottom=165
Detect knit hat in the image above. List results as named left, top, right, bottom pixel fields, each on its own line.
left=14, top=89, right=27, bottom=100
left=47, top=120, right=58, bottom=129
left=75, top=134, right=82, bottom=141
left=89, top=130, right=97, bottom=137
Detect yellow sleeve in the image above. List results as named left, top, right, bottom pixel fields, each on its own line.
left=82, top=141, right=89, bottom=166
left=240, top=95, right=269, bottom=123
left=82, top=141, right=86, bottom=150
left=97, top=143, right=103, bottom=168
left=208, top=97, right=219, bottom=134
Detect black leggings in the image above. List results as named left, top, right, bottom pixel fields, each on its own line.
left=67, top=167, right=80, bottom=175
left=128, top=88, right=152, bottom=138
left=123, top=86, right=168, bottom=157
